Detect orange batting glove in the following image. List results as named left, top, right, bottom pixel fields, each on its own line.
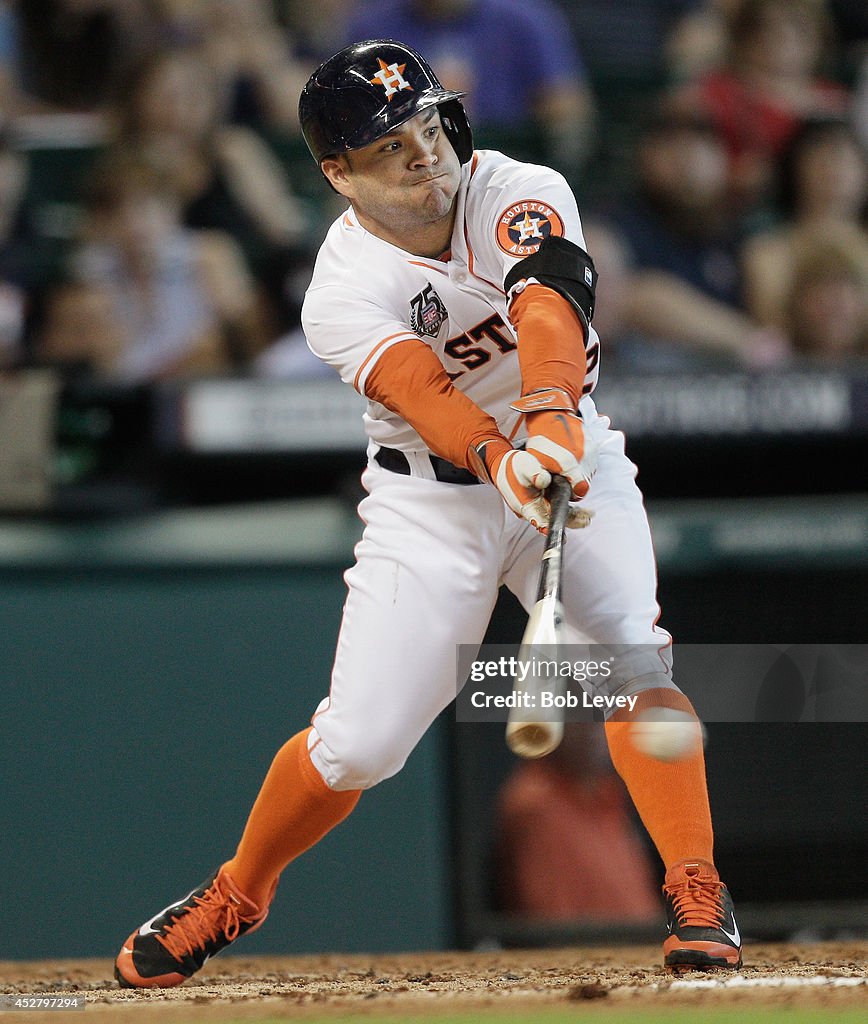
left=512, top=388, right=598, bottom=500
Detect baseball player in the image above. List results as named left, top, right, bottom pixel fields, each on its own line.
left=115, top=40, right=742, bottom=989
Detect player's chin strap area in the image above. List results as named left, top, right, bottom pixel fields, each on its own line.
left=373, top=446, right=482, bottom=485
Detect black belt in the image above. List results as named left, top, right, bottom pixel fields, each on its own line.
left=374, top=446, right=481, bottom=485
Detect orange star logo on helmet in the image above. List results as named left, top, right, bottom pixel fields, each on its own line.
left=370, top=59, right=414, bottom=101
left=496, top=199, right=565, bottom=256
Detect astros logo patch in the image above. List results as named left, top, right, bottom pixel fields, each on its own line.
left=496, top=199, right=564, bottom=257
left=370, top=59, right=413, bottom=101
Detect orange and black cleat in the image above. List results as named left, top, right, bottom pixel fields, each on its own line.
left=114, top=868, right=274, bottom=988
left=662, top=859, right=743, bottom=971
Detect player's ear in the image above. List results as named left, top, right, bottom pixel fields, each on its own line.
left=321, top=156, right=354, bottom=198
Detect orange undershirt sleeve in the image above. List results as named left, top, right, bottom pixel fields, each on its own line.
left=509, top=283, right=588, bottom=406
left=364, top=284, right=588, bottom=472
left=364, top=338, right=507, bottom=471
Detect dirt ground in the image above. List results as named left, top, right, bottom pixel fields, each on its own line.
left=1, top=942, right=865, bottom=1022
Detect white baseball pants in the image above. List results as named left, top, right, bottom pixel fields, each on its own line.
left=308, top=407, right=675, bottom=790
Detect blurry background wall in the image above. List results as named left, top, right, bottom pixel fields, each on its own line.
left=0, top=505, right=451, bottom=959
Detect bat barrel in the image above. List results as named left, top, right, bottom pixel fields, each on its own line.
left=505, top=718, right=565, bottom=758
left=506, top=476, right=573, bottom=759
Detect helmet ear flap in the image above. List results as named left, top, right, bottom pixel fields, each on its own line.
left=438, top=98, right=474, bottom=165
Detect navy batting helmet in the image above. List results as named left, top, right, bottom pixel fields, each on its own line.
left=299, top=39, right=474, bottom=166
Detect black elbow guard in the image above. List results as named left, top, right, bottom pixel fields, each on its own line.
left=503, top=235, right=597, bottom=336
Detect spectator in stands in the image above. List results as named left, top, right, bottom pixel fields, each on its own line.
left=0, top=2, right=18, bottom=117
left=856, top=54, right=868, bottom=152
left=278, top=0, right=358, bottom=65
left=666, top=0, right=745, bottom=82
left=581, top=220, right=633, bottom=355
left=743, top=118, right=868, bottom=330
left=605, top=111, right=790, bottom=366
left=0, top=130, right=29, bottom=367
left=12, top=0, right=153, bottom=115
left=580, top=219, right=717, bottom=371
left=110, top=47, right=310, bottom=332
left=826, top=0, right=868, bottom=83
left=253, top=323, right=338, bottom=379
left=150, top=0, right=309, bottom=134
left=345, top=0, right=595, bottom=172
left=36, top=156, right=263, bottom=381
left=670, top=0, right=850, bottom=209
left=785, top=238, right=868, bottom=361
left=670, top=0, right=868, bottom=83
left=495, top=723, right=660, bottom=923
left=559, top=0, right=702, bottom=85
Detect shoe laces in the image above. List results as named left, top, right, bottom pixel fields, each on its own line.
left=664, top=864, right=725, bottom=929
left=155, top=877, right=250, bottom=960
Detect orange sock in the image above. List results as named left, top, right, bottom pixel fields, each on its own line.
left=605, top=689, right=714, bottom=870
left=223, top=728, right=360, bottom=906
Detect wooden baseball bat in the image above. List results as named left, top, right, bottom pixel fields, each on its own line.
left=505, top=474, right=572, bottom=758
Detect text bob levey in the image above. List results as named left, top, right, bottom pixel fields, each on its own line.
left=470, top=689, right=638, bottom=712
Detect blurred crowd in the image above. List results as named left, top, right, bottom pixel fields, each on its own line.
left=0, top=0, right=865, bottom=382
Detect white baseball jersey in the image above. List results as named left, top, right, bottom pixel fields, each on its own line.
left=301, top=149, right=677, bottom=794
left=302, top=150, right=601, bottom=455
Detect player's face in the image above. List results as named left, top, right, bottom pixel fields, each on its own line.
left=322, top=107, right=461, bottom=255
